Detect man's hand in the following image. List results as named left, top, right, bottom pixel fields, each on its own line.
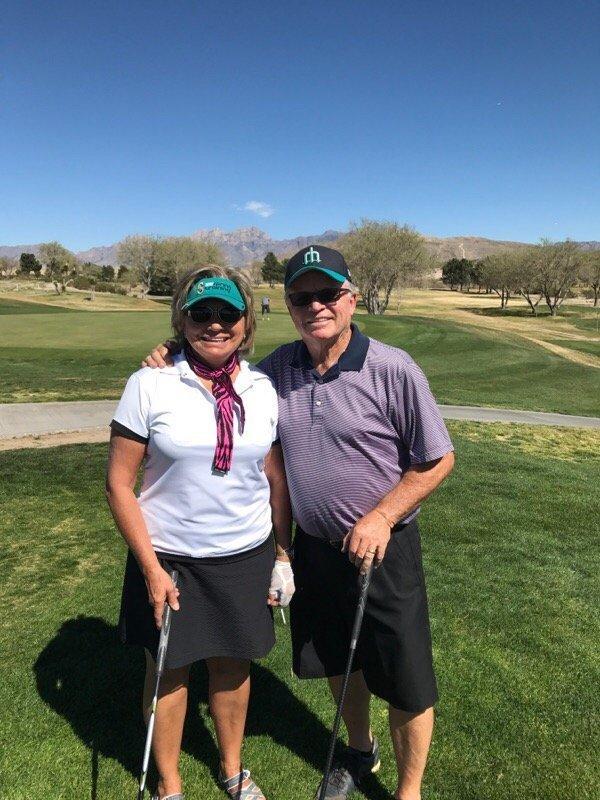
left=144, top=566, right=180, bottom=628
left=342, top=510, right=392, bottom=574
left=142, top=341, right=177, bottom=369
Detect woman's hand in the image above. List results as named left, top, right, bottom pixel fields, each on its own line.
left=144, top=566, right=180, bottom=628
left=268, top=557, right=295, bottom=607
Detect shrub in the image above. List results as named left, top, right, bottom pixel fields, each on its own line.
left=95, top=281, right=127, bottom=295
left=73, top=276, right=93, bottom=290
left=71, top=277, right=127, bottom=295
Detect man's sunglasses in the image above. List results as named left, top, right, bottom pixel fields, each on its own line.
left=187, top=306, right=244, bottom=325
left=287, top=287, right=351, bottom=308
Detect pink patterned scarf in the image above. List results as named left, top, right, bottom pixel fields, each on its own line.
left=184, top=344, right=245, bottom=474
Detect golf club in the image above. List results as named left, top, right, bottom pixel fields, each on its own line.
left=317, top=560, right=374, bottom=800
left=137, top=569, right=179, bottom=800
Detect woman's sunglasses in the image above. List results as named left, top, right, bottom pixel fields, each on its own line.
left=187, top=306, right=244, bottom=325
left=287, top=287, right=351, bottom=308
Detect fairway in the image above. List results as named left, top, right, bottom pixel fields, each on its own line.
left=0, top=294, right=599, bottom=414
left=1, top=423, right=598, bottom=800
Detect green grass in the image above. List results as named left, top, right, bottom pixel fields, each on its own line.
left=0, top=309, right=179, bottom=402
left=0, top=424, right=598, bottom=799
left=566, top=309, right=600, bottom=334
left=0, top=297, right=75, bottom=315
left=556, top=339, right=600, bottom=357
left=359, top=315, right=600, bottom=416
left=0, top=305, right=598, bottom=414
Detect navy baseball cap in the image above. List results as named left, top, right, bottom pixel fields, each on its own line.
left=284, top=245, right=351, bottom=288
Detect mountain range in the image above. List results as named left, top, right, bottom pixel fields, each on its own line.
left=1, top=228, right=599, bottom=268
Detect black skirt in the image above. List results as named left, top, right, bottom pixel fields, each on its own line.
left=118, top=536, right=276, bottom=669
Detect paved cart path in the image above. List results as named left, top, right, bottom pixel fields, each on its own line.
left=1, top=399, right=598, bottom=442
left=438, top=405, right=600, bottom=429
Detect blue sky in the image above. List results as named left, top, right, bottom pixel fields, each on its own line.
left=1, top=0, right=599, bottom=250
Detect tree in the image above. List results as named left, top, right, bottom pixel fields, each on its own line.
left=245, top=260, right=264, bottom=287
left=536, top=239, right=582, bottom=316
left=0, top=257, right=18, bottom=277
left=100, top=265, right=115, bottom=281
left=442, top=258, right=473, bottom=291
left=148, top=271, right=176, bottom=295
left=46, top=258, right=78, bottom=294
left=274, top=259, right=285, bottom=283
left=156, top=237, right=225, bottom=283
left=262, top=251, right=282, bottom=287
left=469, top=260, right=485, bottom=293
left=38, top=241, right=78, bottom=272
left=79, top=261, right=102, bottom=279
left=514, top=247, right=543, bottom=315
left=19, top=253, right=42, bottom=275
left=39, top=242, right=78, bottom=293
left=338, top=220, right=429, bottom=314
left=580, top=250, right=600, bottom=307
left=117, top=265, right=129, bottom=281
left=479, top=252, right=520, bottom=309
left=118, top=235, right=225, bottom=296
left=442, top=260, right=458, bottom=290
left=117, top=235, right=161, bottom=295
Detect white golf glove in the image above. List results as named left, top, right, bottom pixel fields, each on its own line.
left=269, top=558, right=295, bottom=607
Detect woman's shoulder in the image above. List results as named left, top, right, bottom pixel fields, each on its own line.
left=124, top=365, right=162, bottom=389
left=126, top=354, right=185, bottom=387
left=119, top=365, right=172, bottom=409
left=240, top=361, right=277, bottom=397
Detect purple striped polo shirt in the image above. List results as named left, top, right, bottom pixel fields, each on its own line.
left=257, top=324, right=453, bottom=540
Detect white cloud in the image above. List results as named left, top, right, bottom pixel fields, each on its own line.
left=235, top=200, right=274, bottom=218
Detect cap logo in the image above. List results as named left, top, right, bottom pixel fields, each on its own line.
left=303, top=247, right=321, bottom=265
left=198, top=279, right=232, bottom=293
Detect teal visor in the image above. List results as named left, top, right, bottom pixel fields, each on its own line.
left=182, top=277, right=246, bottom=312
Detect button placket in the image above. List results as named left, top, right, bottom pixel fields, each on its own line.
left=312, top=383, right=324, bottom=425
left=310, top=380, right=325, bottom=533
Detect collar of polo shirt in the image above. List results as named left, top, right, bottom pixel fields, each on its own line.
left=164, top=352, right=258, bottom=395
left=291, top=324, right=369, bottom=377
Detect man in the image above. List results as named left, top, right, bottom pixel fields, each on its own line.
left=145, top=245, right=454, bottom=800
left=261, top=295, right=271, bottom=319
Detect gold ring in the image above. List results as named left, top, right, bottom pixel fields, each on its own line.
left=366, top=548, right=376, bottom=554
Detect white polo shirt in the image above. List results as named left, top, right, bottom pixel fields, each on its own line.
left=112, top=353, right=278, bottom=558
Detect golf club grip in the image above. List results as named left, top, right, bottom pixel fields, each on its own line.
left=155, top=570, right=178, bottom=674
left=350, top=561, right=374, bottom=647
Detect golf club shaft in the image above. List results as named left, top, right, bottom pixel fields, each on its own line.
left=137, top=569, right=178, bottom=800
left=318, top=562, right=374, bottom=800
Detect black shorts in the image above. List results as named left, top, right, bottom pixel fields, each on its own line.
left=118, top=536, right=275, bottom=669
left=290, top=521, right=438, bottom=712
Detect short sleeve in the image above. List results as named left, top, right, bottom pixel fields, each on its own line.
left=111, top=370, right=151, bottom=442
left=392, top=360, right=454, bottom=464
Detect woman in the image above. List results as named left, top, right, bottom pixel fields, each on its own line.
left=106, top=266, right=294, bottom=800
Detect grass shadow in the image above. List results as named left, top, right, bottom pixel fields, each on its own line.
left=462, top=305, right=594, bottom=320
left=34, top=616, right=391, bottom=799
left=462, top=306, right=545, bottom=318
